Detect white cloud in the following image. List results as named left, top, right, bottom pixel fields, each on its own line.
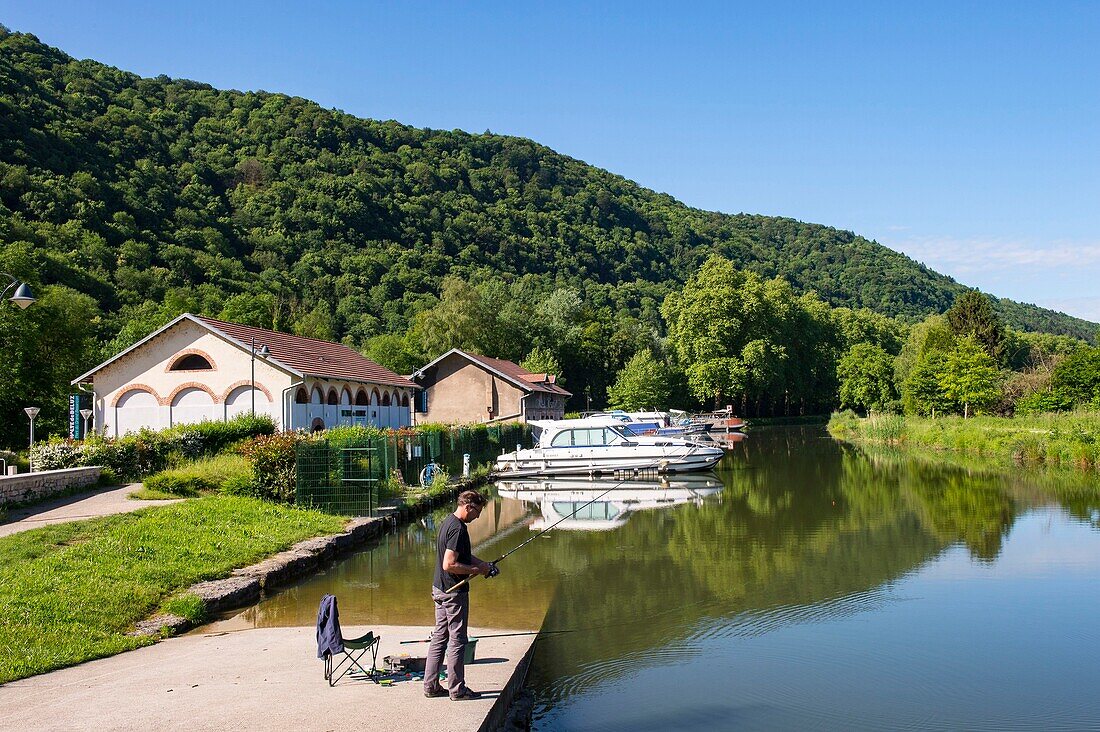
left=889, top=236, right=1100, bottom=274
left=1033, top=297, right=1100, bottom=323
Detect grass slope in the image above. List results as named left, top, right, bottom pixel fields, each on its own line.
left=0, top=495, right=345, bottom=683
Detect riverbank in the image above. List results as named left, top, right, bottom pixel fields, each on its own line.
left=828, top=410, right=1100, bottom=470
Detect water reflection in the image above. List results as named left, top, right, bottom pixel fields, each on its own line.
left=496, top=474, right=723, bottom=531
left=199, top=426, right=1100, bottom=729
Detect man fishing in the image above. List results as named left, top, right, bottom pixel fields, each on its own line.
left=424, top=490, right=500, bottom=701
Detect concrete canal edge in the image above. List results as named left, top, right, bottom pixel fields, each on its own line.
left=131, top=480, right=482, bottom=637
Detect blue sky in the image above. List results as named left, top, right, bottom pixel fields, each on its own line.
left=4, top=2, right=1099, bottom=321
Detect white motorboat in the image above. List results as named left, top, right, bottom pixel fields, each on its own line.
left=493, top=417, right=724, bottom=477
left=496, top=474, right=724, bottom=531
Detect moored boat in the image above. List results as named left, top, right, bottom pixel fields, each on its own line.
left=493, top=417, right=724, bottom=478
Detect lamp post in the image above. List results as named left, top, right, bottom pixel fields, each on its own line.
left=1, top=273, right=36, bottom=309
left=25, top=407, right=40, bottom=471
left=250, top=337, right=270, bottom=415
left=80, top=408, right=93, bottom=438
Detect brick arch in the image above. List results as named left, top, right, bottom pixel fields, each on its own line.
left=110, top=383, right=163, bottom=407
left=371, top=388, right=381, bottom=405
left=167, top=381, right=222, bottom=405
left=355, top=388, right=368, bottom=406
left=326, top=388, right=339, bottom=405
left=382, top=391, right=391, bottom=406
left=165, top=348, right=218, bottom=372
left=220, top=380, right=274, bottom=403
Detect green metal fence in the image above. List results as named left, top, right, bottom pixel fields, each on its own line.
left=295, top=424, right=531, bottom=516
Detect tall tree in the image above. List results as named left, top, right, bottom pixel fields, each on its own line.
left=606, top=349, right=672, bottom=411
left=837, top=343, right=897, bottom=413
left=946, top=291, right=1007, bottom=366
left=520, top=346, right=563, bottom=379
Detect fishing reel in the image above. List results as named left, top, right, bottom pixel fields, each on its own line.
left=485, top=562, right=501, bottom=578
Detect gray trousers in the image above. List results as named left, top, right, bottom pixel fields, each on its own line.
left=424, top=587, right=471, bottom=696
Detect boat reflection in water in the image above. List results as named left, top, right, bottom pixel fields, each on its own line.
left=496, top=473, right=723, bottom=531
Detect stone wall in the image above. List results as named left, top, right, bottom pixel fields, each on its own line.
left=0, top=466, right=103, bottom=506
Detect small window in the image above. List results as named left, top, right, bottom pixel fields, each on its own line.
left=551, top=430, right=574, bottom=447
left=295, top=388, right=309, bottom=404
left=170, top=354, right=212, bottom=371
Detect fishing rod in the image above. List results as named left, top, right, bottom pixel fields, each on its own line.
left=399, top=629, right=574, bottom=645
left=444, top=476, right=631, bottom=594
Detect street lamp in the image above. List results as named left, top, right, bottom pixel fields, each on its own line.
left=25, top=407, right=40, bottom=471
left=250, top=337, right=270, bottom=415
left=80, top=408, right=93, bottom=438
left=2, top=273, right=35, bottom=309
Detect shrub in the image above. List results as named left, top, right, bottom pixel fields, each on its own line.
left=29, top=440, right=79, bottom=470
left=237, top=432, right=305, bottom=502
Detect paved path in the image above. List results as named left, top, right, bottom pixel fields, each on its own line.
left=0, top=484, right=183, bottom=538
left=0, top=625, right=534, bottom=732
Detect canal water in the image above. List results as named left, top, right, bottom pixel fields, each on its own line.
left=208, top=426, right=1100, bottom=730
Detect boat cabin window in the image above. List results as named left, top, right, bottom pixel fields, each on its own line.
left=550, top=427, right=622, bottom=447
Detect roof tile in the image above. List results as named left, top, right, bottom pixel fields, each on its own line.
left=196, top=316, right=416, bottom=388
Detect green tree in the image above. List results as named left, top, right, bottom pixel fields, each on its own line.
left=837, top=343, right=897, bottom=413
left=1047, top=346, right=1100, bottom=408
left=606, top=349, right=672, bottom=411
left=362, top=333, right=424, bottom=376
left=902, top=354, right=951, bottom=416
left=946, top=291, right=1007, bottom=365
left=520, top=346, right=562, bottom=379
left=219, top=293, right=276, bottom=330
left=940, top=335, right=1002, bottom=417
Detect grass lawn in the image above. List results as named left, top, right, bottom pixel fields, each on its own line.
left=0, top=495, right=346, bottom=683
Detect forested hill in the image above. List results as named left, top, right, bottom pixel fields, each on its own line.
left=0, top=27, right=1094, bottom=343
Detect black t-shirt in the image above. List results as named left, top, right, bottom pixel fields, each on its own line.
left=434, top=513, right=472, bottom=593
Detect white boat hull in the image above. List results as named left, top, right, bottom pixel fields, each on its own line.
left=493, top=443, right=723, bottom=477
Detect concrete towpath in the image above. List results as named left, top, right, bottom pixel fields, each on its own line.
left=0, top=624, right=535, bottom=732
left=0, top=484, right=183, bottom=538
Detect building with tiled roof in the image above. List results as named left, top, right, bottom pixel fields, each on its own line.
left=410, top=348, right=571, bottom=424
left=72, top=314, right=418, bottom=436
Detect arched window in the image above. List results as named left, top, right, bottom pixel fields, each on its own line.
left=326, top=389, right=339, bottom=405
left=295, top=387, right=309, bottom=404
left=170, top=354, right=213, bottom=371
left=355, top=389, right=368, bottom=406
left=371, top=389, right=381, bottom=405
left=401, top=394, right=410, bottom=407
left=382, top=391, right=391, bottom=406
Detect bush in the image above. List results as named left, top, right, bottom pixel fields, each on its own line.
left=29, top=440, right=80, bottom=470
left=143, top=455, right=254, bottom=497
left=25, top=415, right=277, bottom=481
left=236, top=432, right=305, bottom=502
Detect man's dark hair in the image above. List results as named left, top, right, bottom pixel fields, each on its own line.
left=457, top=490, right=487, bottom=508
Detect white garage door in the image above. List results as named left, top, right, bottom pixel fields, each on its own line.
left=225, top=385, right=271, bottom=422
left=114, top=389, right=160, bottom=437
left=172, top=387, right=216, bottom=427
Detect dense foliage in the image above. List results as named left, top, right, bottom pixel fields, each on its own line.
left=1, top=29, right=1096, bottom=445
